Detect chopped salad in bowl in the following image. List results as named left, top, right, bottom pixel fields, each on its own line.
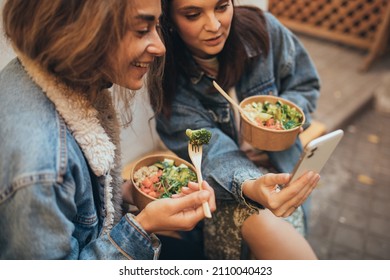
left=239, top=95, right=306, bottom=151
left=130, top=154, right=197, bottom=210
left=133, top=158, right=197, bottom=199
left=243, top=99, right=303, bottom=130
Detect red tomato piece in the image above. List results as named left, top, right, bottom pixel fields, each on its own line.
left=142, top=177, right=153, bottom=188
left=148, top=191, right=157, bottom=198
left=150, top=175, right=159, bottom=184
left=266, top=118, right=274, bottom=127
left=141, top=186, right=151, bottom=194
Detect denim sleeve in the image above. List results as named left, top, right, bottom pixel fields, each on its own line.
left=0, top=183, right=160, bottom=260
left=265, top=12, right=320, bottom=129
left=83, top=214, right=161, bottom=260
left=156, top=100, right=264, bottom=210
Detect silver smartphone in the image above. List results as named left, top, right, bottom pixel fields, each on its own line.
left=289, top=129, right=344, bottom=183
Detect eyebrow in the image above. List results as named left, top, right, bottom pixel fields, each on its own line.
left=178, top=6, right=200, bottom=12
left=178, top=0, right=227, bottom=12
left=135, top=14, right=157, bottom=22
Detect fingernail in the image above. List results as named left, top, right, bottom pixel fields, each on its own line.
left=307, top=171, right=314, bottom=179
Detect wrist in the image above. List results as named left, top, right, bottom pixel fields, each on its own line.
left=242, top=179, right=255, bottom=200
left=134, top=211, right=152, bottom=234
left=242, top=179, right=265, bottom=210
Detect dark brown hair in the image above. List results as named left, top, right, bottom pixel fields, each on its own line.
left=152, top=0, right=270, bottom=117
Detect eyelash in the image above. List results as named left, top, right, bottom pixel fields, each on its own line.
left=137, top=29, right=149, bottom=36
left=184, top=3, right=230, bottom=20
left=217, top=3, right=230, bottom=12
left=136, top=23, right=161, bottom=36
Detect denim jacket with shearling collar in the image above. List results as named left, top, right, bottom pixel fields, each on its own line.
left=0, top=58, right=161, bottom=259
left=156, top=12, right=320, bottom=208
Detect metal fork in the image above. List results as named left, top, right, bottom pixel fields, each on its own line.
left=188, top=143, right=212, bottom=218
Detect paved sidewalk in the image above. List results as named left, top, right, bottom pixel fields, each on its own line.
left=306, top=104, right=390, bottom=259
left=299, top=33, right=390, bottom=259
left=298, top=34, right=390, bottom=132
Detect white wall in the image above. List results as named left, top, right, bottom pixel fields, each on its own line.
left=120, top=87, right=166, bottom=165
left=0, top=38, right=15, bottom=70
left=237, top=0, right=268, bottom=10
left=0, top=0, right=16, bottom=70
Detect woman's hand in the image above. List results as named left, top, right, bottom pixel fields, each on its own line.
left=242, top=171, right=320, bottom=218
left=134, top=181, right=216, bottom=234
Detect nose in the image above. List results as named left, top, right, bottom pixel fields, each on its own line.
left=204, top=13, right=221, bottom=32
left=147, top=31, right=166, bottom=57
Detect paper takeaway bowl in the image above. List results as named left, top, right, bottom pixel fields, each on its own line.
left=130, top=153, right=196, bottom=211
left=239, top=95, right=305, bottom=151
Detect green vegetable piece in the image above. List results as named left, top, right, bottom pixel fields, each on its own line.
left=257, top=112, right=273, bottom=121
left=186, top=128, right=212, bottom=145
left=158, top=161, right=197, bottom=198
left=283, top=120, right=298, bottom=130
left=163, top=158, right=174, bottom=166
left=153, top=162, right=165, bottom=169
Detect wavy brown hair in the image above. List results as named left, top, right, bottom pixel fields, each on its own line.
left=2, top=0, right=164, bottom=126
left=150, top=0, right=270, bottom=117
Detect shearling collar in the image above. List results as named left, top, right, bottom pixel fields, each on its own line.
left=17, top=52, right=123, bottom=233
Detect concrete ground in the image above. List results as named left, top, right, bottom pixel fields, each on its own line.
left=297, top=34, right=390, bottom=260
left=307, top=104, right=390, bottom=259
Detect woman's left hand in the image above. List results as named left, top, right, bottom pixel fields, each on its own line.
left=242, top=171, right=320, bottom=217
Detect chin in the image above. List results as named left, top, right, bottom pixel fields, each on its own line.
left=205, top=46, right=225, bottom=56
left=128, top=83, right=143, bottom=90
left=122, top=77, right=144, bottom=90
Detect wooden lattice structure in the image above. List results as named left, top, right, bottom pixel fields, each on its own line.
left=268, top=0, right=390, bottom=71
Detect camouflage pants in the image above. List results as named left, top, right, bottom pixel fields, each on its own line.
left=203, top=200, right=305, bottom=260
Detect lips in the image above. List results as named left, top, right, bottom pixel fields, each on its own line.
left=205, top=34, right=223, bottom=42
left=203, top=34, right=224, bottom=46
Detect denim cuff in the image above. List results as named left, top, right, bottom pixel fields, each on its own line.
left=232, top=168, right=264, bottom=211
left=109, top=214, right=161, bottom=260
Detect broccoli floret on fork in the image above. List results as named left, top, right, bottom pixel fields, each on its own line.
left=185, top=128, right=212, bottom=146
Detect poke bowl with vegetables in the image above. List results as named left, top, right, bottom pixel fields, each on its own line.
left=239, top=95, right=305, bottom=151
left=130, top=154, right=197, bottom=210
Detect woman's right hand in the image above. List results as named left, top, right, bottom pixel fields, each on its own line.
left=134, top=181, right=216, bottom=234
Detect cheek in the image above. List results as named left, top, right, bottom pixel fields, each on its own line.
left=177, top=21, right=202, bottom=42
left=118, top=35, right=140, bottom=62
left=220, top=12, right=233, bottom=31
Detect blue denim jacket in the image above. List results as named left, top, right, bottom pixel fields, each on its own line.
left=0, top=59, right=160, bottom=259
left=156, top=13, right=320, bottom=207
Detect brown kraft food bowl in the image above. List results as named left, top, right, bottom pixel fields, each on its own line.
left=239, top=95, right=305, bottom=151
left=130, top=153, right=196, bottom=211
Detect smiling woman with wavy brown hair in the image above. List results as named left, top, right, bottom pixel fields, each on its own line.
left=0, top=0, right=215, bottom=260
